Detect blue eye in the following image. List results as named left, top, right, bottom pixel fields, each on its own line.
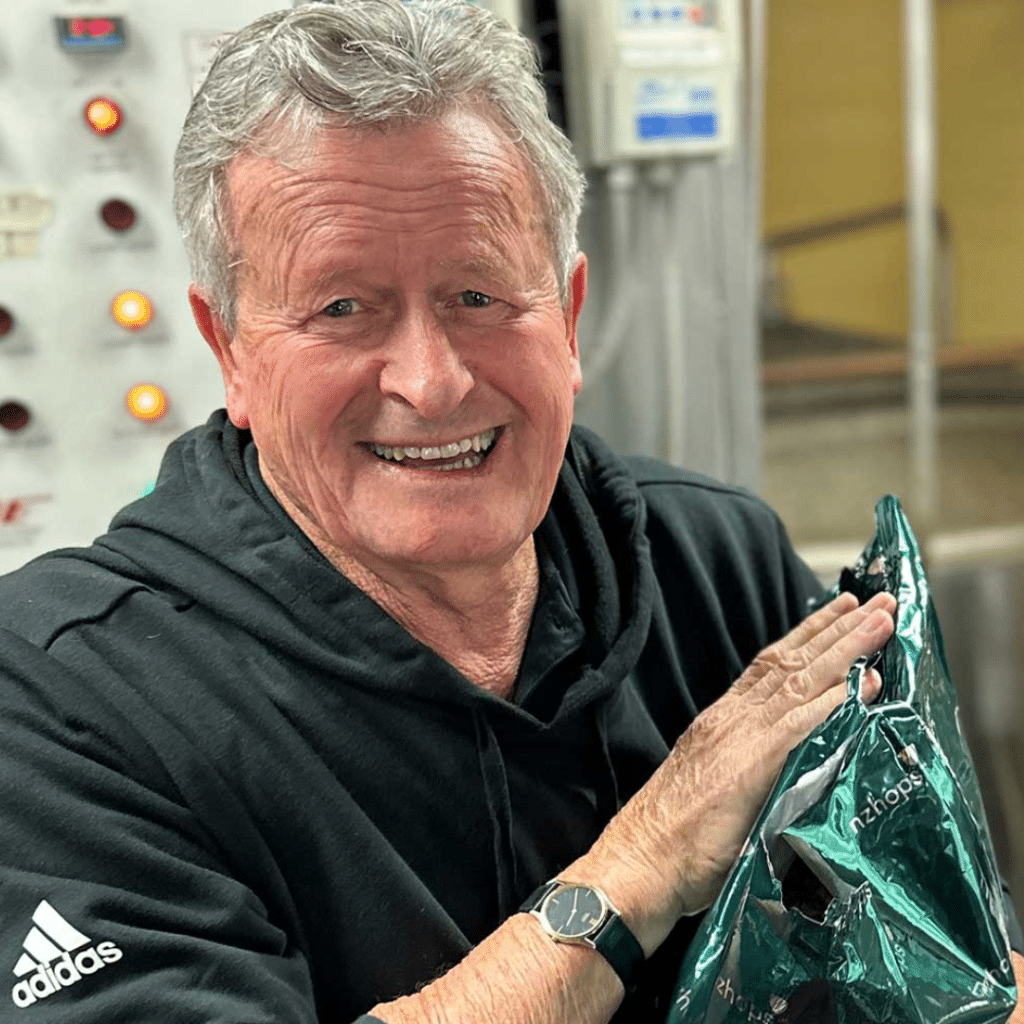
left=322, top=298, right=359, bottom=318
left=461, top=291, right=493, bottom=308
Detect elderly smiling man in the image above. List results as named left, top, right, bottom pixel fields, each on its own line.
left=0, top=2, right=1020, bottom=1022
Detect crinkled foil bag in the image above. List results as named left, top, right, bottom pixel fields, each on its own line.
left=665, top=496, right=1017, bottom=1024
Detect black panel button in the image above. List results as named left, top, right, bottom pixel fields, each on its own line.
left=101, top=199, right=136, bottom=232
left=0, top=402, right=30, bottom=432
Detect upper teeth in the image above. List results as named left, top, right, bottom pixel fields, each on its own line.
left=370, top=428, right=497, bottom=462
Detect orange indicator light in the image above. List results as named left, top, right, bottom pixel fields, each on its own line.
left=125, top=384, right=168, bottom=423
left=84, top=96, right=122, bottom=136
left=111, top=290, right=153, bottom=330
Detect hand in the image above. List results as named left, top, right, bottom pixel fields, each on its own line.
left=1009, top=951, right=1024, bottom=1024
left=574, top=591, right=897, bottom=956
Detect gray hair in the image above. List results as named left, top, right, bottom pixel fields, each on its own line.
left=173, top=0, right=587, bottom=334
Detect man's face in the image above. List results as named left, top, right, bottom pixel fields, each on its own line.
left=194, top=109, right=586, bottom=578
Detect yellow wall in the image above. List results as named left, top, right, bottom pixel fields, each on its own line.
left=764, top=0, right=1024, bottom=345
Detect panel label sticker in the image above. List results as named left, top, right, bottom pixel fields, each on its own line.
left=635, top=77, right=720, bottom=140
left=0, top=192, right=53, bottom=261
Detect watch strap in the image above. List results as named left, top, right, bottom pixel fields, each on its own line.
left=592, top=911, right=644, bottom=987
left=520, top=880, right=559, bottom=913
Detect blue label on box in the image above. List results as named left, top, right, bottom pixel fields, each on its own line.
left=637, top=113, right=719, bottom=140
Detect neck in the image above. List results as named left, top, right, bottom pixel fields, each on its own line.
left=330, top=540, right=541, bottom=700
left=265, top=475, right=540, bottom=699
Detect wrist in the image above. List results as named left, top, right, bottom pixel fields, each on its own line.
left=521, top=879, right=645, bottom=989
left=372, top=912, right=625, bottom=1024
left=559, top=847, right=680, bottom=960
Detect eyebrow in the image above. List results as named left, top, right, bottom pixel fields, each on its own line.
left=434, top=254, right=517, bottom=287
left=305, top=254, right=519, bottom=295
left=303, top=265, right=364, bottom=296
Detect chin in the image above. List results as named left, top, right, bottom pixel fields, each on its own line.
left=352, top=515, right=529, bottom=573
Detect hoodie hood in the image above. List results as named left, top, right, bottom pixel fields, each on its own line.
left=95, top=411, right=656, bottom=725
left=85, top=413, right=657, bottom=922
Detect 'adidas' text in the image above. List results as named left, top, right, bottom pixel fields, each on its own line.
left=10, top=901, right=123, bottom=1008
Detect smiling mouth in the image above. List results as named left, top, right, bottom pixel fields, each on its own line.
left=366, top=427, right=500, bottom=472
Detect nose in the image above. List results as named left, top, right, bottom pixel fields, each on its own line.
left=378, top=305, right=475, bottom=419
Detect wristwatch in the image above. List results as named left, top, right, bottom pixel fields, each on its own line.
left=520, top=879, right=645, bottom=987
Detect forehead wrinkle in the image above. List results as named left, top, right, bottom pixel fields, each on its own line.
left=229, top=127, right=552, bottom=304
left=239, top=132, right=541, bottom=229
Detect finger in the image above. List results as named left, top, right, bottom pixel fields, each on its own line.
left=779, top=673, right=857, bottom=742
left=785, top=592, right=861, bottom=650
left=740, top=593, right=895, bottom=702
left=790, top=591, right=896, bottom=672
left=767, top=607, right=895, bottom=721
left=731, top=593, right=859, bottom=694
left=861, top=666, right=884, bottom=704
left=779, top=649, right=889, bottom=741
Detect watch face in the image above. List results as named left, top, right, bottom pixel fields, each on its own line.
left=544, top=885, right=606, bottom=939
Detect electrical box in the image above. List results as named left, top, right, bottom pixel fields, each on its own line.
left=0, top=0, right=297, bottom=575
left=467, top=0, right=524, bottom=28
left=402, top=0, right=524, bottom=30
left=556, top=0, right=741, bottom=166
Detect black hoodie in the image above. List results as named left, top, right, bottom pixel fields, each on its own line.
left=0, top=412, right=827, bottom=1023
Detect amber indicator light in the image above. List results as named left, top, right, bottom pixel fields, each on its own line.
left=84, top=97, right=122, bottom=136
left=125, top=384, right=168, bottom=423
left=101, top=199, right=136, bottom=232
left=0, top=401, right=30, bottom=432
left=111, top=290, right=153, bottom=330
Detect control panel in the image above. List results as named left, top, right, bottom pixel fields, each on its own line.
left=467, top=0, right=524, bottom=27
left=403, top=0, right=524, bottom=29
left=0, top=0, right=292, bottom=574
left=555, top=0, right=741, bottom=165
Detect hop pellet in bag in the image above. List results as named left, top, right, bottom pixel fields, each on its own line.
left=665, top=496, right=1017, bottom=1024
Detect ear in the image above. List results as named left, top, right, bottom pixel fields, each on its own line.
left=564, top=252, right=588, bottom=395
left=189, top=285, right=250, bottom=429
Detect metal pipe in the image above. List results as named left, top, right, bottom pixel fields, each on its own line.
left=665, top=164, right=688, bottom=468
left=742, top=0, right=767, bottom=492
left=647, top=158, right=688, bottom=466
left=903, top=0, right=940, bottom=545
left=579, top=163, right=643, bottom=389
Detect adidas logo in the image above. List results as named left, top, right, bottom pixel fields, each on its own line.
left=10, top=901, right=122, bottom=1009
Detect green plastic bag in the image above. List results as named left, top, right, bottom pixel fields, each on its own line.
left=665, top=496, right=1017, bottom=1024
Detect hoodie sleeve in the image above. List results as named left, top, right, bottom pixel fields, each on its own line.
left=0, top=627, right=325, bottom=1024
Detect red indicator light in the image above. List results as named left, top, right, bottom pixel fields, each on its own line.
left=71, top=18, right=117, bottom=38
left=84, top=97, right=122, bottom=136
left=1, top=500, right=23, bottom=525
left=0, top=308, right=12, bottom=337
left=0, top=401, right=30, bottom=432
left=101, top=199, right=136, bottom=232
